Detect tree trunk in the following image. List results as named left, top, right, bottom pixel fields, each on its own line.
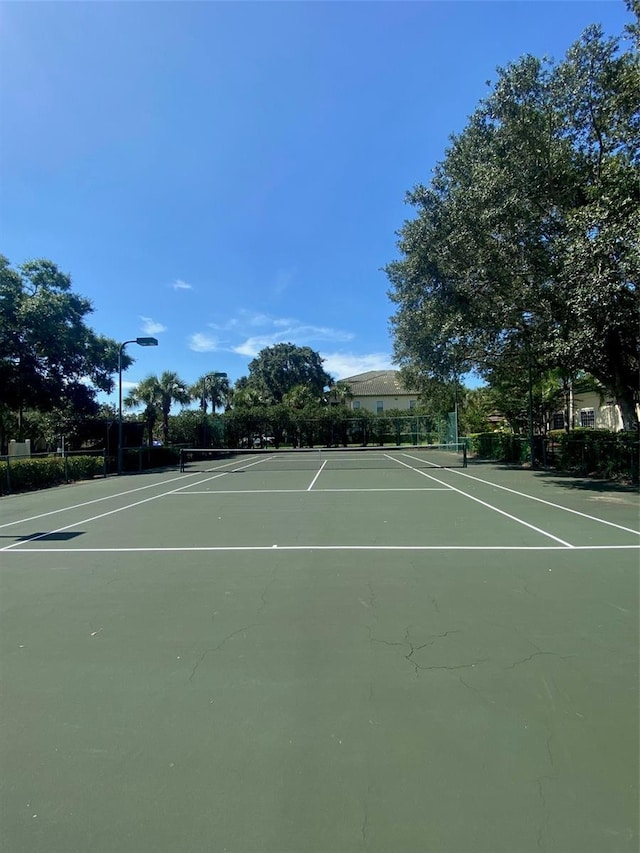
left=617, top=394, right=638, bottom=432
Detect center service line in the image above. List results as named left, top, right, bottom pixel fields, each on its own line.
left=307, top=460, right=327, bottom=491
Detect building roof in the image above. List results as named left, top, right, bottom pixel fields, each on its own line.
left=341, top=370, right=417, bottom=397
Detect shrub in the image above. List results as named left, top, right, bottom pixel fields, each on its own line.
left=0, top=454, right=104, bottom=495
left=468, top=432, right=528, bottom=463
left=556, top=430, right=638, bottom=480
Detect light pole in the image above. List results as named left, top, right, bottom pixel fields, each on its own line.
left=521, top=312, right=536, bottom=469
left=118, top=337, right=158, bottom=474
left=202, top=372, right=227, bottom=446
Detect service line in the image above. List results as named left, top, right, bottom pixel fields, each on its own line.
left=4, top=544, right=639, bottom=554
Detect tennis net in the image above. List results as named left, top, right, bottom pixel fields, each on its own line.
left=179, top=444, right=467, bottom=472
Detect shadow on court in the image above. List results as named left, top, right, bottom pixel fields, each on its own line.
left=9, top=531, right=86, bottom=542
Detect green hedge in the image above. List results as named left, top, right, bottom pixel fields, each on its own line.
left=468, top=429, right=638, bottom=481
left=0, top=455, right=104, bottom=495
left=468, top=432, right=528, bottom=463
left=554, top=430, right=638, bottom=480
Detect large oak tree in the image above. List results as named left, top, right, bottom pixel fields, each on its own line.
left=387, top=19, right=639, bottom=429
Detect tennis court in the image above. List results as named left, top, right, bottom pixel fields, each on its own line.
left=1, top=452, right=638, bottom=853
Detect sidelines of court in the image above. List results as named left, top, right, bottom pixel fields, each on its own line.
left=2, top=453, right=637, bottom=553
left=0, top=463, right=276, bottom=552
left=389, top=455, right=574, bottom=546
left=2, top=452, right=637, bottom=539
left=1, top=454, right=569, bottom=552
left=429, top=459, right=640, bottom=537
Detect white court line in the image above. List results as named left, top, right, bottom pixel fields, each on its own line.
left=395, top=454, right=575, bottom=548
left=4, top=544, right=639, bottom=553
left=172, top=487, right=453, bottom=494
left=307, top=460, right=327, bottom=491
left=0, top=473, right=228, bottom=551
left=0, top=469, right=203, bottom=530
left=0, top=454, right=266, bottom=532
left=0, top=459, right=276, bottom=553
left=0, top=456, right=275, bottom=552
left=445, top=467, right=640, bottom=537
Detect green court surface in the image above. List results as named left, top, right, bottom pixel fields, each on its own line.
left=1, top=456, right=638, bottom=853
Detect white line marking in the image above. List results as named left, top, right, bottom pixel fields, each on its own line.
left=447, top=468, right=640, bottom=536
left=0, top=456, right=277, bottom=550
left=0, top=470, right=201, bottom=530
left=307, top=460, right=327, bottom=491
left=0, top=472, right=228, bottom=551
left=4, top=545, right=639, bottom=553
left=172, top=487, right=453, bottom=494
left=396, top=454, right=575, bottom=547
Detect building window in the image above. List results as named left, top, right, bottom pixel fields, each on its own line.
left=580, top=408, right=595, bottom=428
left=376, top=401, right=384, bottom=414
left=352, top=400, right=361, bottom=410
left=552, top=412, right=564, bottom=430
left=409, top=400, right=417, bottom=410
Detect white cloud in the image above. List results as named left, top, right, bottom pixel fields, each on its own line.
left=140, top=317, right=166, bottom=335
left=171, top=279, right=192, bottom=290
left=321, top=352, right=395, bottom=380
left=189, top=333, right=219, bottom=352
left=231, top=324, right=354, bottom=358
left=201, top=310, right=354, bottom=358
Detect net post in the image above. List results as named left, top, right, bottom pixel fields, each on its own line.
left=179, top=448, right=184, bottom=472
left=463, top=443, right=467, bottom=468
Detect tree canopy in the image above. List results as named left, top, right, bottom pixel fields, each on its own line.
left=386, top=20, right=639, bottom=429
left=241, top=343, right=333, bottom=405
left=0, top=255, right=131, bottom=439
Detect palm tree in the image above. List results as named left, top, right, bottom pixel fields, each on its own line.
left=124, top=376, right=161, bottom=447
left=157, top=371, right=191, bottom=444
left=282, top=384, right=319, bottom=411
left=327, top=381, right=353, bottom=406
left=190, top=373, right=231, bottom=414
left=126, top=371, right=191, bottom=446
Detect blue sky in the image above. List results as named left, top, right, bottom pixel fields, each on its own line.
left=0, top=0, right=632, bottom=402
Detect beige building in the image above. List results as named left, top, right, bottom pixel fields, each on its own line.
left=340, top=371, right=419, bottom=414
left=551, top=389, right=636, bottom=432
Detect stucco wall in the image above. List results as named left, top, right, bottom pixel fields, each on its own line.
left=349, top=395, right=418, bottom=414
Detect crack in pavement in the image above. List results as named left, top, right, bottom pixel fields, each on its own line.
left=367, top=581, right=377, bottom=615
left=458, top=675, right=496, bottom=705
left=361, top=783, right=373, bottom=850
left=256, top=566, right=278, bottom=618
left=189, top=623, right=259, bottom=683
left=535, top=730, right=559, bottom=852
left=361, top=802, right=369, bottom=849
left=372, top=629, right=470, bottom=678
left=504, top=651, right=575, bottom=670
